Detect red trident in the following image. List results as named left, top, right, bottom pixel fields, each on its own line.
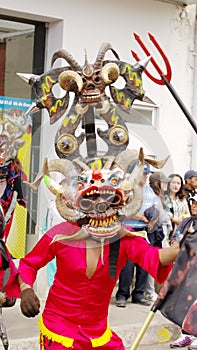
left=131, top=32, right=197, bottom=134
left=131, top=32, right=172, bottom=85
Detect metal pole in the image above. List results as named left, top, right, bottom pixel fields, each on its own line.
left=161, top=75, right=197, bottom=134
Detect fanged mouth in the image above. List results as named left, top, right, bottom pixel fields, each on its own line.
left=86, top=221, right=121, bottom=238
left=76, top=186, right=123, bottom=237
left=86, top=207, right=121, bottom=238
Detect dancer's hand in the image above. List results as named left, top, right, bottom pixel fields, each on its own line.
left=20, top=288, right=40, bottom=317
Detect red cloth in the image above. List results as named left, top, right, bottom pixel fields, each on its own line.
left=5, top=221, right=172, bottom=348
left=41, top=331, right=125, bottom=349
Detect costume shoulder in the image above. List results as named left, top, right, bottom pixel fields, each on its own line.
left=46, top=221, right=81, bottom=240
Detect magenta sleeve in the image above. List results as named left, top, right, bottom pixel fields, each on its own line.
left=126, top=235, right=173, bottom=284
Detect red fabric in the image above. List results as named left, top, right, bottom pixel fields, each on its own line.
left=5, top=221, right=172, bottom=347
left=41, top=331, right=124, bottom=349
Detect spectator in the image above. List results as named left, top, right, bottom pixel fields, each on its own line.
left=144, top=206, right=164, bottom=248
left=143, top=205, right=165, bottom=302
left=165, top=174, right=190, bottom=240
left=144, top=171, right=172, bottom=302
left=183, top=170, right=197, bottom=201
left=169, top=194, right=197, bottom=350
left=115, top=163, right=158, bottom=307
left=149, top=171, right=172, bottom=248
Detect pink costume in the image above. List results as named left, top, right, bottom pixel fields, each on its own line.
left=5, top=221, right=172, bottom=349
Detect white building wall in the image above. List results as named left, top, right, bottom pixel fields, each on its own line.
left=0, top=0, right=196, bottom=297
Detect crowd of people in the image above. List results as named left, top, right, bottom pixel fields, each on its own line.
left=115, top=167, right=197, bottom=350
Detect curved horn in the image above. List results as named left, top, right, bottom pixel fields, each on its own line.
left=50, top=227, right=89, bottom=244
left=51, top=49, right=82, bottom=71
left=114, top=149, right=140, bottom=173
left=120, top=148, right=144, bottom=192
left=100, top=62, right=120, bottom=84
left=24, top=158, right=78, bottom=190
left=94, top=43, right=120, bottom=70
left=59, top=71, right=83, bottom=92
left=144, top=155, right=170, bottom=169
left=115, top=149, right=169, bottom=173
left=119, top=181, right=143, bottom=217
left=43, top=176, right=84, bottom=223
left=44, top=175, right=63, bottom=195
left=128, top=148, right=144, bottom=182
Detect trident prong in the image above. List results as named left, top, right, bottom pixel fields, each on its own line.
left=131, top=32, right=197, bottom=134
left=131, top=32, right=172, bottom=85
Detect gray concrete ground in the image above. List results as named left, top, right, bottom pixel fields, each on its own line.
left=0, top=296, right=180, bottom=350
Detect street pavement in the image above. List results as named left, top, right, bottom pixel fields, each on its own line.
left=0, top=295, right=180, bottom=350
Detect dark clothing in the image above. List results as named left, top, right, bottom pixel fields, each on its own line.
left=183, top=187, right=197, bottom=214
left=115, top=228, right=148, bottom=302
left=184, top=188, right=197, bottom=200
left=147, top=224, right=164, bottom=248
left=144, top=206, right=164, bottom=248
left=170, top=215, right=197, bottom=245
left=116, top=259, right=148, bottom=301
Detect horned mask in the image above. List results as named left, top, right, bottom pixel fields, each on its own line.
left=19, top=43, right=169, bottom=241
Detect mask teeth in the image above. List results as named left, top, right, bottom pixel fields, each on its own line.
left=89, top=215, right=117, bottom=228
left=88, top=222, right=119, bottom=233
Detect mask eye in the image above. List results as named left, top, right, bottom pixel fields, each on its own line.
left=72, top=175, right=87, bottom=190
left=77, top=182, right=85, bottom=191
left=110, top=177, right=119, bottom=186
left=78, top=174, right=87, bottom=182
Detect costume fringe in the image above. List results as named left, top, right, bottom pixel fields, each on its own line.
left=38, top=316, right=74, bottom=348
left=38, top=316, right=112, bottom=348
left=90, top=322, right=112, bottom=347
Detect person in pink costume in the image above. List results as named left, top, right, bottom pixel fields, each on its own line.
left=5, top=221, right=179, bottom=350
left=6, top=43, right=180, bottom=349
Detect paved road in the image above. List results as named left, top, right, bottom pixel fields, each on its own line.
left=0, top=297, right=180, bottom=350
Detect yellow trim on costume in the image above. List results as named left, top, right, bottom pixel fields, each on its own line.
left=90, top=322, right=112, bottom=347
left=38, top=316, right=112, bottom=348
left=38, top=316, right=74, bottom=348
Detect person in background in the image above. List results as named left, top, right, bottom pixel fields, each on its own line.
left=169, top=194, right=197, bottom=350
left=183, top=170, right=197, bottom=201
left=144, top=171, right=172, bottom=302
left=165, top=174, right=190, bottom=240
left=0, top=159, right=27, bottom=241
left=149, top=171, right=172, bottom=248
left=115, top=163, right=158, bottom=307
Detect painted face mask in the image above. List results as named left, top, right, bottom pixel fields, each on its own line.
left=18, top=43, right=169, bottom=243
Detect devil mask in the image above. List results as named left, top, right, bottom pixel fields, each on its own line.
left=18, top=43, right=169, bottom=242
